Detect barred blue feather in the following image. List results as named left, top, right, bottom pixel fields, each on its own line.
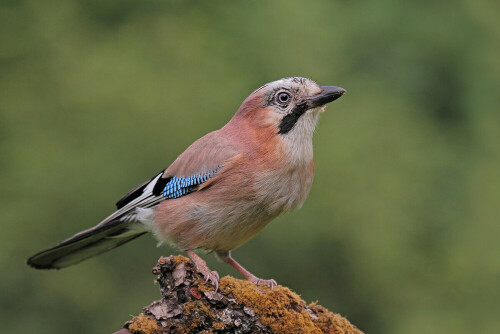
left=161, top=167, right=221, bottom=199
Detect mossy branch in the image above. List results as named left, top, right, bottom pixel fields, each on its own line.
left=114, top=255, right=363, bottom=334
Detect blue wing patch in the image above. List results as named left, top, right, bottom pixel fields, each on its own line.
left=161, top=167, right=221, bottom=199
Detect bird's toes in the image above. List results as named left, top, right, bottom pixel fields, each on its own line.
left=252, top=277, right=278, bottom=290
left=203, top=270, right=219, bottom=291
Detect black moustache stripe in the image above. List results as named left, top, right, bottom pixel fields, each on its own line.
left=278, top=102, right=307, bottom=135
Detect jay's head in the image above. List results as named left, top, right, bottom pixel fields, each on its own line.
left=234, top=77, right=345, bottom=137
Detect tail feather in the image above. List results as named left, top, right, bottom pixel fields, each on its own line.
left=27, top=219, right=146, bottom=269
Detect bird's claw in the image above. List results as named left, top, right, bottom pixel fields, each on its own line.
left=202, top=270, right=219, bottom=291
left=250, top=277, right=278, bottom=290
left=203, top=270, right=219, bottom=283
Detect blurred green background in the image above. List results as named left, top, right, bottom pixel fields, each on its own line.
left=1, top=0, right=499, bottom=333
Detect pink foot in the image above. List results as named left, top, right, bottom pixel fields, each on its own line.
left=185, top=249, right=219, bottom=291
left=249, top=276, right=278, bottom=290
left=200, top=268, right=220, bottom=291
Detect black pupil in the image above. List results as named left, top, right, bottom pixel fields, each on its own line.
left=279, top=93, right=289, bottom=103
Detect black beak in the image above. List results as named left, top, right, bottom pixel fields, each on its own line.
left=306, top=86, right=346, bottom=109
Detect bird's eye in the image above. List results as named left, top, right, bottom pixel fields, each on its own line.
left=277, top=92, right=291, bottom=105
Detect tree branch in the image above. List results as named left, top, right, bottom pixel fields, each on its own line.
left=115, top=255, right=363, bottom=334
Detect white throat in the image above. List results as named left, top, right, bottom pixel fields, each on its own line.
left=281, top=108, right=321, bottom=164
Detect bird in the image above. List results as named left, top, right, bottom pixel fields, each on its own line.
left=27, top=77, right=346, bottom=290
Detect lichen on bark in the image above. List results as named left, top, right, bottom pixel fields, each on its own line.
left=116, top=255, right=363, bottom=334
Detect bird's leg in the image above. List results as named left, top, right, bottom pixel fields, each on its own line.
left=217, top=251, right=277, bottom=290
left=185, top=249, right=219, bottom=290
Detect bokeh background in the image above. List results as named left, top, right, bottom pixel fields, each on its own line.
left=1, top=0, right=499, bottom=333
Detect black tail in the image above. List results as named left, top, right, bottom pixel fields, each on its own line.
left=27, top=219, right=146, bottom=269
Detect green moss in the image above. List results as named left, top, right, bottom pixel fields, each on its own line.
left=211, top=321, right=226, bottom=331
left=173, top=255, right=190, bottom=265
left=184, top=300, right=214, bottom=317
left=128, top=314, right=160, bottom=334
left=183, top=300, right=221, bottom=333
left=219, top=276, right=362, bottom=334
left=308, top=302, right=361, bottom=333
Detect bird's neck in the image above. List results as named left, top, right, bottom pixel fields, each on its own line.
left=279, top=110, right=320, bottom=165
left=223, top=109, right=319, bottom=166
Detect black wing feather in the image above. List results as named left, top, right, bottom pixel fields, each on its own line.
left=115, top=170, right=169, bottom=209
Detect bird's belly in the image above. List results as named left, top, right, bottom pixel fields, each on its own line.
left=152, top=160, right=314, bottom=252
left=152, top=194, right=277, bottom=252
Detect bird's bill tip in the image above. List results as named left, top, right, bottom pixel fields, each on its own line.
left=307, top=86, right=346, bottom=109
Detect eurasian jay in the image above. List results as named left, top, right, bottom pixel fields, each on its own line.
left=27, top=77, right=346, bottom=289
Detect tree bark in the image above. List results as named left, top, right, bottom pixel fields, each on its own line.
left=115, top=255, right=363, bottom=334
